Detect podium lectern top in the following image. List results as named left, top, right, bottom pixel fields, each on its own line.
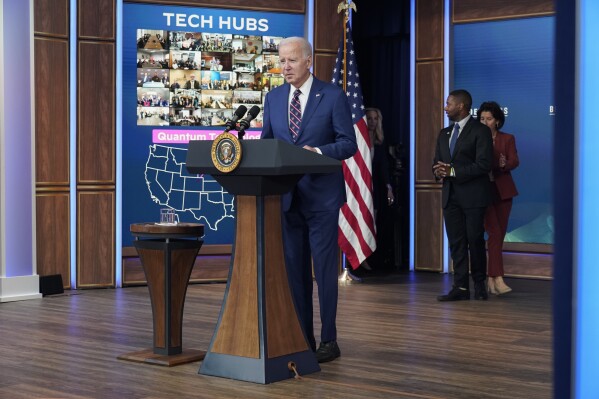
left=185, top=139, right=341, bottom=176
left=185, top=139, right=342, bottom=196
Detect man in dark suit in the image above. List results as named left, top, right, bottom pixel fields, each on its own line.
left=184, top=74, right=200, bottom=89
left=433, top=89, right=493, bottom=301
left=261, top=37, right=357, bottom=363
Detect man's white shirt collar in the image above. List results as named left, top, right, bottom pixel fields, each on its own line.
left=455, top=114, right=471, bottom=132
left=288, top=74, right=313, bottom=118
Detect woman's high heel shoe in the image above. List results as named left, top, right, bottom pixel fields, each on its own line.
left=487, top=277, right=498, bottom=295
left=494, top=276, right=512, bottom=295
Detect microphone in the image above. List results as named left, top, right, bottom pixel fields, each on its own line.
left=223, top=105, right=247, bottom=132
left=237, top=105, right=261, bottom=137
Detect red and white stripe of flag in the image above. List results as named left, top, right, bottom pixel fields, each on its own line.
left=338, top=116, right=377, bottom=269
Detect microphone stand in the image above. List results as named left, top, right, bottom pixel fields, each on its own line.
left=222, top=122, right=246, bottom=140
left=224, top=124, right=245, bottom=140
left=338, top=254, right=363, bottom=285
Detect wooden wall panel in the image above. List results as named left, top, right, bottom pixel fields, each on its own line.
left=78, top=0, right=115, bottom=39
left=77, top=192, right=115, bottom=287
left=314, top=0, right=344, bottom=53
left=453, top=0, right=554, bottom=24
left=75, top=1, right=116, bottom=289
left=414, top=0, right=445, bottom=274
left=415, top=61, right=444, bottom=183
left=122, top=245, right=231, bottom=285
left=36, top=193, right=71, bottom=288
left=122, top=256, right=229, bottom=285
left=35, top=38, right=70, bottom=185
left=34, top=0, right=69, bottom=37
left=416, top=0, right=444, bottom=60
left=124, top=0, right=304, bottom=13
left=77, top=42, right=115, bottom=184
left=313, top=53, right=337, bottom=83
left=503, top=252, right=552, bottom=279
left=34, top=1, right=72, bottom=288
left=415, top=190, right=443, bottom=271
left=503, top=242, right=552, bottom=253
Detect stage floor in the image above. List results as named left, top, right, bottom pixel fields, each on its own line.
left=0, top=272, right=552, bottom=398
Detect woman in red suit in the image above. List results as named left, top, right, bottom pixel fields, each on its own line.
left=477, top=101, right=519, bottom=295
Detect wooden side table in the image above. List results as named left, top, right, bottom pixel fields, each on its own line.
left=118, top=223, right=205, bottom=366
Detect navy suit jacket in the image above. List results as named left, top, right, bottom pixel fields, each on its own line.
left=261, top=76, right=357, bottom=212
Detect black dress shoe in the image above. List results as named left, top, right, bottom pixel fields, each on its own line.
left=315, top=341, right=341, bottom=363
left=437, top=286, right=470, bottom=301
left=474, top=281, right=488, bottom=300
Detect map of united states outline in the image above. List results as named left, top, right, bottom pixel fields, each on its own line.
left=145, top=144, right=235, bottom=230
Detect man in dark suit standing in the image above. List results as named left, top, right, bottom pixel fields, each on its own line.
left=184, top=74, right=200, bottom=89
left=433, top=89, right=493, bottom=301
left=261, top=37, right=357, bottom=363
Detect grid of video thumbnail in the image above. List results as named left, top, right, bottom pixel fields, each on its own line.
left=136, top=29, right=285, bottom=127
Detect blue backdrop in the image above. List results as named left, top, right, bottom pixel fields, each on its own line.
left=454, top=16, right=555, bottom=244
left=122, top=3, right=303, bottom=247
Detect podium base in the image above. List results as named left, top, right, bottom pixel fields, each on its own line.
left=199, top=349, right=320, bottom=384
left=118, top=348, right=205, bottom=367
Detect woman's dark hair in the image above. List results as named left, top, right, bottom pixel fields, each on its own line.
left=477, top=101, right=505, bottom=129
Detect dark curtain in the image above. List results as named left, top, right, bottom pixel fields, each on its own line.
left=352, top=0, right=411, bottom=269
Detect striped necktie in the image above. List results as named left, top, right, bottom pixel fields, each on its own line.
left=289, top=89, right=302, bottom=142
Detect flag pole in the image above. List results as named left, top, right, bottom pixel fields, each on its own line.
left=342, top=6, right=348, bottom=92
left=337, top=0, right=356, bottom=91
left=337, top=0, right=362, bottom=284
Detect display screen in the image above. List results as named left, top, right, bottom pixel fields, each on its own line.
left=122, top=4, right=304, bottom=247
left=135, top=30, right=285, bottom=128
left=454, top=16, right=555, bottom=244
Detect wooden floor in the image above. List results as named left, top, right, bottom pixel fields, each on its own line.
left=0, top=272, right=552, bottom=399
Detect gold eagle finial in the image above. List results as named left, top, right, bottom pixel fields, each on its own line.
left=337, top=0, right=357, bottom=16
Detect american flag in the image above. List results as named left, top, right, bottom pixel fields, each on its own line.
left=333, top=21, right=377, bottom=270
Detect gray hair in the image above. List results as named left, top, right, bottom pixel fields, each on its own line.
left=279, top=36, right=313, bottom=58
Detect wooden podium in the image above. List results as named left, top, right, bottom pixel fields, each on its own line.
left=118, top=223, right=205, bottom=367
left=186, top=139, right=341, bottom=383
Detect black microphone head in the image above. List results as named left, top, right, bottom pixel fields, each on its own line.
left=247, top=105, right=261, bottom=119
left=224, top=105, right=247, bottom=131
left=234, top=105, right=248, bottom=119
left=238, top=106, right=261, bottom=132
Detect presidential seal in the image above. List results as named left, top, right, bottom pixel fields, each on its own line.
left=211, top=132, right=242, bottom=173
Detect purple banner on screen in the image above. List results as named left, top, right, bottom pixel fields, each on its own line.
left=152, top=129, right=262, bottom=143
